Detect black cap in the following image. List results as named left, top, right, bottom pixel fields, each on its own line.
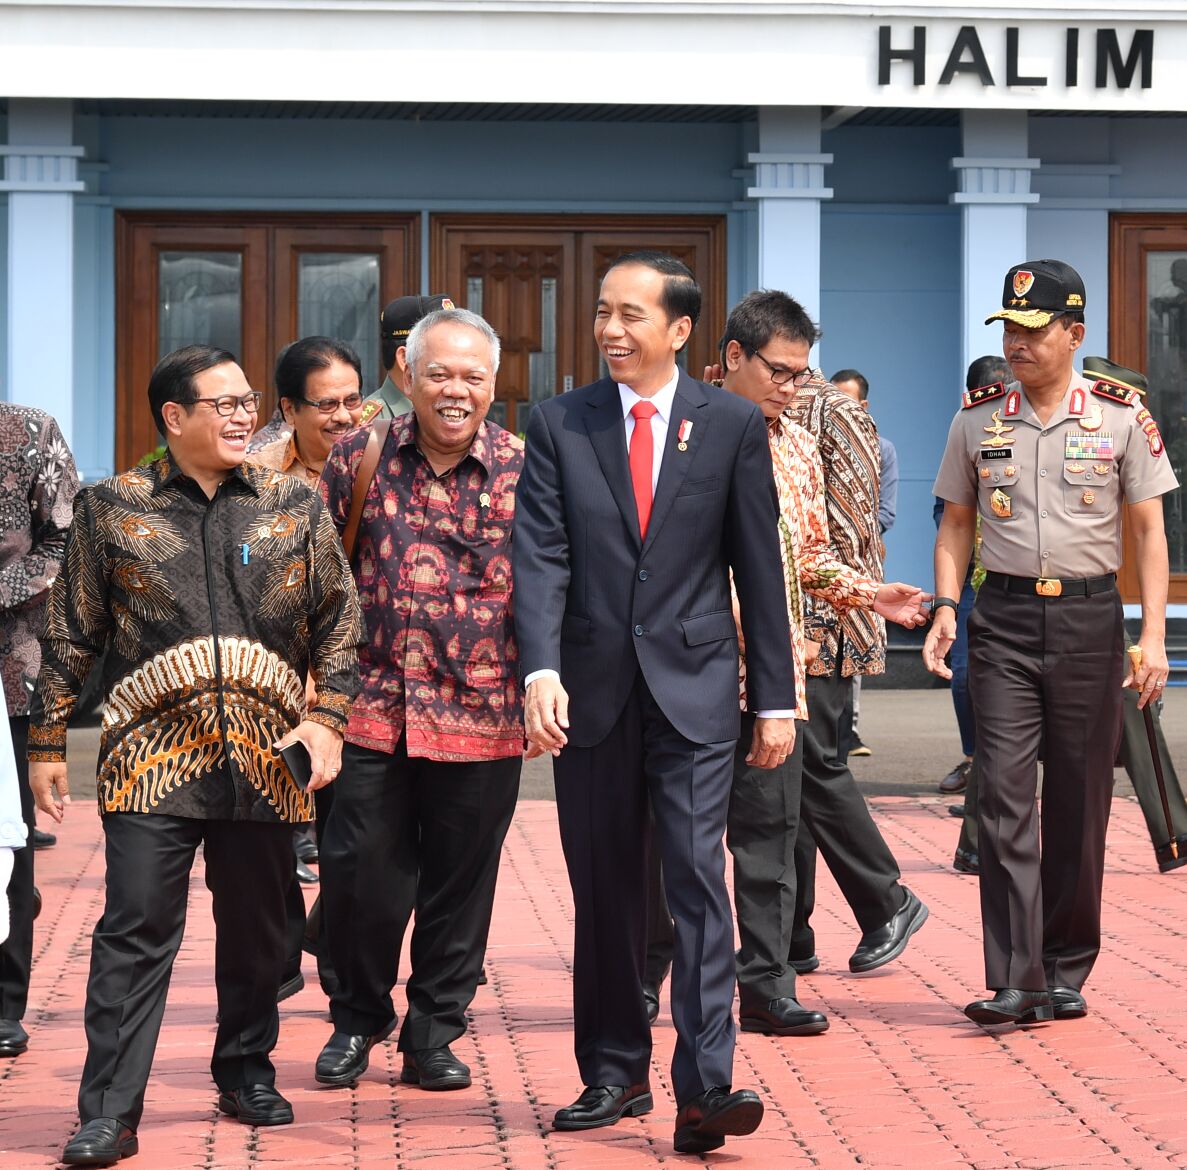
left=380, top=294, right=456, bottom=341
left=1082, top=355, right=1147, bottom=397
left=985, top=260, right=1086, bottom=328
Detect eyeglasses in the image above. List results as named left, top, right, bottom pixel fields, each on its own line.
left=297, top=393, right=365, bottom=415
left=752, top=350, right=813, bottom=388
left=182, top=391, right=262, bottom=417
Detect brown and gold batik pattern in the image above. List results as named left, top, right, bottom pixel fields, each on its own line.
left=29, top=455, right=362, bottom=823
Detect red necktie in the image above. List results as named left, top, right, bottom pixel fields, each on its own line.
left=629, top=400, right=659, bottom=538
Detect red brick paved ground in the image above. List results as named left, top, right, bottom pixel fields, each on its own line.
left=2, top=795, right=1186, bottom=1169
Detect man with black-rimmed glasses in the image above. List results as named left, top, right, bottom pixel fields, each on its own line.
left=29, top=344, right=362, bottom=1165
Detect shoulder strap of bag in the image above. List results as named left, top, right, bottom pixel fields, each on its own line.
left=341, top=420, right=391, bottom=562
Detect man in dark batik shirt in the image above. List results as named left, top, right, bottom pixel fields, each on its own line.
left=315, top=307, right=523, bottom=1095
left=0, top=403, right=78, bottom=1062
left=29, top=345, right=362, bottom=1167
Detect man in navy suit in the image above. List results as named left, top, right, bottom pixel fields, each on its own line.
left=512, top=253, right=796, bottom=1155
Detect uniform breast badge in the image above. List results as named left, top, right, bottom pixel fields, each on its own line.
left=980, top=467, right=991, bottom=479
left=1082, top=489, right=1096, bottom=505
left=1080, top=404, right=1104, bottom=432
left=1067, top=462, right=1085, bottom=474
left=981, top=410, right=1015, bottom=448
left=1093, top=462, right=1111, bottom=475
left=990, top=488, right=1012, bottom=518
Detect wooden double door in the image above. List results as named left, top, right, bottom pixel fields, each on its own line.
left=116, top=212, right=726, bottom=464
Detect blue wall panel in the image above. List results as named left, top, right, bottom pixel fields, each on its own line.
left=73, top=201, right=115, bottom=480
left=820, top=207, right=962, bottom=588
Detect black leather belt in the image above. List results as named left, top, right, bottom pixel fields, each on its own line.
left=982, top=571, right=1117, bottom=598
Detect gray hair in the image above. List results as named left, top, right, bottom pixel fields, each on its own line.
left=404, top=307, right=501, bottom=375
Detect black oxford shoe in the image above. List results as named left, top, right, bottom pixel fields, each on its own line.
left=61, top=1118, right=138, bottom=1166
left=0, top=1018, right=28, bottom=1057
left=739, top=996, right=829, bottom=1036
left=953, top=847, right=980, bottom=874
left=217, top=1083, right=294, bottom=1126
left=400, top=1046, right=471, bottom=1090
left=643, top=981, right=661, bottom=1024
left=674, top=1087, right=764, bottom=1154
left=1049, top=986, right=1088, bottom=1019
left=790, top=954, right=820, bottom=975
left=964, top=988, right=1054, bottom=1026
left=553, top=1084, right=653, bottom=1131
left=848, top=888, right=928, bottom=973
left=1155, top=836, right=1187, bottom=873
left=314, top=1019, right=397, bottom=1087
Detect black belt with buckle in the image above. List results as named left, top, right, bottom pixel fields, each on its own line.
left=983, top=571, right=1117, bottom=598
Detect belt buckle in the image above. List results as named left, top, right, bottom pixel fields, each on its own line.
left=1036, top=578, right=1062, bottom=597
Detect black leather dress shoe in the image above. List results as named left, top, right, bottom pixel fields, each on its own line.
left=62, top=1118, right=138, bottom=1166
left=314, top=1019, right=397, bottom=1087
left=400, top=1045, right=471, bottom=1090
left=294, top=858, right=319, bottom=885
left=0, top=1018, right=28, bottom=1057
left=277, top=972, right=305, bottom=1004
left=674, top=1087, right=764, bottom=1154
left=643, top=981, right=661, bottom=1024
left=293, top=833, right=319, bottom=865
left=938, top=758, right=971, bottom=794
left=953, top=847, right=979, bottom=874
left=848, top=888, right=928, bottom=973
left=553, top=1084, right=653, bottom=1131
left=964, top=988, right=1054, bottom=1026
left=789, top=954, right=820, bottom=975
left=1049, top=986, right=1088, bottom=1019
left=948, top=803, right=965, bottom=818
left=1156, top=836, right=1187, bottom=873
left=32, top=827, right=57, bottom=849
left=217, top=1083, right=294, bottom=1126
left=739, top=996, right=829, bottom=1036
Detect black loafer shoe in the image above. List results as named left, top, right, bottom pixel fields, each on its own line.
left=953, top=847, right=980, bottom=874
left=217, top=1083, right=294, bottom=1126
left=32, top=827, right=57, bottom=850
left=948, top=803, right=966, bottom=818
left=643, top=981, right=661, bottom=1024
left=1155, top=836, right=1187, bottom=873
left=294, top=858, right=319, bottom=885
left=0, top=1018, right=28, bottom=1057
left=739, top=997, right=829, bottom=1036
left=1049, top=986, right=1088, bottom=1019
left=674, top=1087, right=764, bottom=1154
left=277, top=972, right=305, bottom=1004
left=938, top=759, right=971, bottom=795
left=553, top=1084, right=653, bottom=1131
left=400, top=1045, right=471, bottom=1090
left=314, top=1019, right=397, bottom=1087
left=848, top=888, right=928, bottom=973
left=62, top=1118, right=138, bottom=1166
left=789, top=954, right=820, bottom=975
left=964, top=988, right=1054, bottom=1026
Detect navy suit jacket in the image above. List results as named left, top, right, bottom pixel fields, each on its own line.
left=512, top=370, right=795, bottom=748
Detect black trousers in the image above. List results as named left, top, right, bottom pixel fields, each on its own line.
left=78, top=813, right=293, bottom=1129
left=554, top=673, right=736, bottom=1108
left=321, top=739, right=520, bottom=1050
left=792, top=656, right=903, bottom=959
left=0, top=717, right=34, bottom=1023
left=1118, top=687, right=1187, bottom=857
left=956, top=756, right=981, bottom=857
left=282, top=785, right=336, bottom=992
left=646, top=715, right=807, bottom=1004
left=968, top=583, right=1123, bottom=993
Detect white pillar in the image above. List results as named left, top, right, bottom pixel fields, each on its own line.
left=1, top=100, right=82, bottom=439
left=746, top=107, right=832, bottom=344
left=952, top=110, right=1038, bottom=378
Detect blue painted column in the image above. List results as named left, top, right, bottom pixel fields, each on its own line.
left=951, top=111, right=1038, bottom=378
left=1, top=100, right=82, bottom=440
left=746, top=107, right=832, bottom=340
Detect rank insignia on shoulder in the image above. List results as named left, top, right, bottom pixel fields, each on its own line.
left=962, top=382, right=1006, bottom=409
left=1090, top=379, right=1139, bottom=406
left=359, top=400, right=382, bottom=424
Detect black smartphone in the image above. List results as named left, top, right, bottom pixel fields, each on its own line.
left=279, top=740, right=313, bottom=791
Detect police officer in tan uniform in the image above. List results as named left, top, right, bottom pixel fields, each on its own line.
left=925, top=260, right=1179, bottom=1027
left=361, top=294, right=454, bottom=424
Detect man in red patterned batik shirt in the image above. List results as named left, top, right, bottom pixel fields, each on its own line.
left=315, top=307, right=524, bottom=1094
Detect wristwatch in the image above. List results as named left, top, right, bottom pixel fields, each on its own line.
left=930, top=597, right=959, bottom=617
